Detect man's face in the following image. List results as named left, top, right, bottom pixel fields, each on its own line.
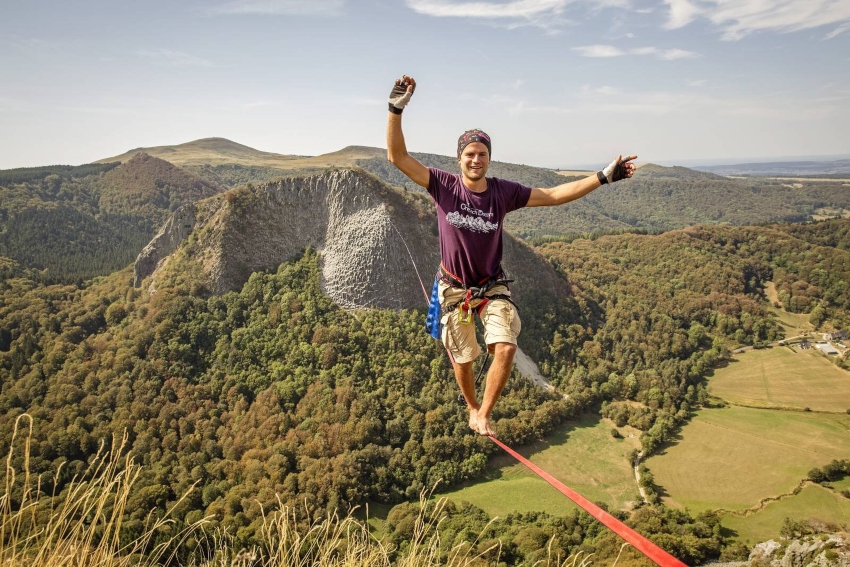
left=458, top=142, right=490, bottom=182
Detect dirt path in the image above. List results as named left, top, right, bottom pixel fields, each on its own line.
left=634, top=451, right=648, bottom=504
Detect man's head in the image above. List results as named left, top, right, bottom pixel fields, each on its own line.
left=457, top=129, right=491, bottom=159
left=457, top=129, right=492, bottom=184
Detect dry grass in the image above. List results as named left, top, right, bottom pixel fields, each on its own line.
left=1, top=414, right=594, bottom=567
left=0, top=414, right=203, bottom=567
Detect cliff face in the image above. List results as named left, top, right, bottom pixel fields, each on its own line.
left=134, top=167, right=566, bottom=311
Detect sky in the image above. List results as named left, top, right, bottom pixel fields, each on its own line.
left=1, top=0, right=849, bottom=170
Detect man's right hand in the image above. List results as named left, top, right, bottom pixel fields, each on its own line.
left=388, top=75, right=416, bottom=114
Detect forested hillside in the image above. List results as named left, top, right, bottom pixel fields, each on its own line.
left=0, top=154, right=224, bottom=284
left=357, top=156, right=850, bottom=240
left=2, top=217, right=848, bottom=563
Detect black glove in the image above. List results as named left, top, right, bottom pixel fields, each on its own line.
left=388, top=76, right=415, bottom=114
left=597, top=155, right=636, bottom=184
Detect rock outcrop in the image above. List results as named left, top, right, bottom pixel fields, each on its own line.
left=134, top=167, right=567, bottom=311
left=134, top=204, right=197, bottom=288
left=745, top=536, right=850, bottom=567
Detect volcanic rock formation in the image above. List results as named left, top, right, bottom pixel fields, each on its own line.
left=134, top=168, right=565, bottom=311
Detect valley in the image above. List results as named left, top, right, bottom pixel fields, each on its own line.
left=1, top=138, right=849, bottom=565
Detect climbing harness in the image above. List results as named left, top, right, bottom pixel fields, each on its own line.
left=439, top=263, right=516, bottom=325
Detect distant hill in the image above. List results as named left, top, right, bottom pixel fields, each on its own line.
left=98, top=139, right=392, bottom=188
left=0, top=154, right=225, bottom=283
left=694, top=158, right=850, bottom=177
left=99, top=152, right=223, bottom=222
left=97, top=137, right=306, bottom=168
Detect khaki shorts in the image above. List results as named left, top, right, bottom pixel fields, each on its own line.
left=438, top=280, right=521, bottom=364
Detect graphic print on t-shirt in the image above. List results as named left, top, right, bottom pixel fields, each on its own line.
left=445, top=203, right=499, bottom=234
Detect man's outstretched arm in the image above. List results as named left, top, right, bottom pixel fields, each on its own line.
left=386, top=75, right=430, bottom=189
left=526, top=155, right=637, bottom=207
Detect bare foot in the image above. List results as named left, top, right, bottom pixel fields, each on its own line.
left=472, top=414, right=495, bottom=436
left=468, top=407, right=479, bottom=432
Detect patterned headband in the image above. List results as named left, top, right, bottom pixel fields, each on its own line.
left=457, top=129, right=492, bottom=158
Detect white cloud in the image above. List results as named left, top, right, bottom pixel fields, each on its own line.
left=212, top=0, right=345, bottom=16
left=662, top=0, right=701, bottom=29
left=573, top=44, right=699, bottom=59
left=512, top=79, right=527, bottom=89
left=825, top=22, right=850, bottom=39
left=574, top=44, right=625, bottom=57
left=662, top=0, right=850, bottom=40
left=405, top=0, right=569, bottom=18
left=658, top=48, right=698, bottom=59
left=688, top=79, right=708, bottom=87
left=137, top=49, right=213, bottom=68
left=404, top=0, right=576, bottom=32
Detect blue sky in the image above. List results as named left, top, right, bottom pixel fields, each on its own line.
left=1, top=0, right=849, bottom=169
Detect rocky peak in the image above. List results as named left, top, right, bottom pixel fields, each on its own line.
left=134, top=167, right=566, bottom=311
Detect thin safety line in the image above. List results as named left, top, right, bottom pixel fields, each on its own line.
left=487, top=435, right=688, bottom=567
left=388, top=219, right=430, bottom=304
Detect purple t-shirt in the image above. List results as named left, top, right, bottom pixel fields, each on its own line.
left=427, top=167, right=531, bottom=285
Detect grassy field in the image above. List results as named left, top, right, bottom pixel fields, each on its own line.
left=645, top=407, right=850, bottom=512
left=721, top=484, right=850, bottom=543
left=436, top=415, right=643, bottom=517
left=708, top=347, right=850, bottom=412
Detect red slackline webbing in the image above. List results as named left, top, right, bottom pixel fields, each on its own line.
left=487, top=435, right=688, bottom=567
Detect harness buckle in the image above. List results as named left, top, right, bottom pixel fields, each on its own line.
left=459, top=289, right=474, bottom=324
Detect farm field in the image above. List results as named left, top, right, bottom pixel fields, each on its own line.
left=708, top=347, right=850, bottom=412
left=437, top=415, right=642, bottom=517
left=721, top=484, right=850, bottom=544
left=645, top=407, right=850, bottom=512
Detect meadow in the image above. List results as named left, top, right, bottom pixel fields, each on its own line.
left=436, top=415, right=643, bottom=517
left=721, top=484, right=850, bottom=544
left=645, top=407, right=850, bottom=512
left=708, top=347, right=850, bottom=412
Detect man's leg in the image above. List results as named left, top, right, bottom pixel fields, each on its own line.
left=472, top=342, right=516, bottom=436
left=451, top=359, right=481, bottom=432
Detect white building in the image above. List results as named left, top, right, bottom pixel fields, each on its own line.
left=817, top=343, right=839, bottom=355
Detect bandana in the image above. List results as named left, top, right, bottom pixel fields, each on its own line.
left=457, top=129, right=492, bottom=158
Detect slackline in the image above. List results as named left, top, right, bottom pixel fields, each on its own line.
left=487, top=435, right=687, bottom=567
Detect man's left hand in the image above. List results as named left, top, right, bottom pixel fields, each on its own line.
left=599, top=155, right=638, bottom=184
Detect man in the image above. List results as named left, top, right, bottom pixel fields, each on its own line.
left=386, top=74, right=636, bottom=436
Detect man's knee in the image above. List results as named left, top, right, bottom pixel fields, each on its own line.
left=492, top=342, right=517, bottom=358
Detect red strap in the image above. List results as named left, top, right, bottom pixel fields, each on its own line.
left=487, top=435, right=687, bottom=567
